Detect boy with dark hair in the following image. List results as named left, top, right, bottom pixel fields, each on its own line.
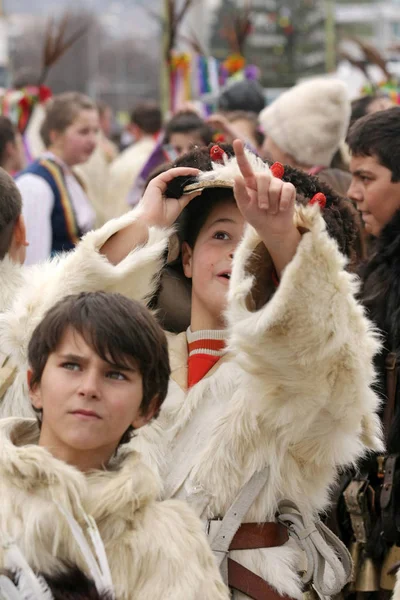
left=0, top=291, right=229, bottom=600
left=164, top=110, right=213, bottom=157
left=344, top=106, right=400, bottom=594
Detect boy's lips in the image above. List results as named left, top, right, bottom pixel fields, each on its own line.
left=71, top=409, right=101, bottom=419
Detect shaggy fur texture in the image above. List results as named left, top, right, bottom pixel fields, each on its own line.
left=0, top=418, right=229, bottom=600
left=128, top=203, right=383, bottom=599
left=0, top=209, right=170, bottom=418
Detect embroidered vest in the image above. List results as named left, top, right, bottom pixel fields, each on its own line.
left=18, top=159, right=81, bottom=255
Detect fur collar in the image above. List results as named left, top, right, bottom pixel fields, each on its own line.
left=0, top=417, right=161, bottom=517
left=0, top=256, right=24, bottom=314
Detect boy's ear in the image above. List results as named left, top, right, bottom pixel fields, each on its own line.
left=181, top=241, right=193, bottom=279
left=14, top=215, right=28, bottom=247
left=131, top=395, right=160, bottom=430
left=27, top=369, right=42, bottom=409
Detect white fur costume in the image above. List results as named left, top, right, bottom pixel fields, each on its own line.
left=0, top=417, right=229, bottom=600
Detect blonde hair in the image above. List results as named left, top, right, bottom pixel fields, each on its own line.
left=40, top=92, right=96, bottom=148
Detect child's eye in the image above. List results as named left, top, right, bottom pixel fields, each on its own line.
left=107, top=371, right=127, bottom=381
left=61, top=362, right=80, bottom=371
left=213, top=231, right=230, bottom=241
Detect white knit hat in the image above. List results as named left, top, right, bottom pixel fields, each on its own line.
left=259, top=78, right=351, bottom=168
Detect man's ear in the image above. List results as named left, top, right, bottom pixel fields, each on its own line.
left=132, top=395, right=160, bottom=430
left=27, top=369, right=42, bottom=410
left=181, top=241, right=193, bottom=279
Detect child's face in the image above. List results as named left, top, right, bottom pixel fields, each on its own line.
left=29, top=326, right=151, bottom=466
left=169, top=130, right=206, bottom=157
left=182, top=199, right=245, bottom=329
left=51, top=109, right=99, bottom=167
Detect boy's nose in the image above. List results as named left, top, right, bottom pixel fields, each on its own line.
left=78, top=370, right=100, bottom=399
left=348, top=180, right=363, bottom=204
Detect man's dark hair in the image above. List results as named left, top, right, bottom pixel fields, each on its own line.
left=0, top=168, right=22, bottom=259
left=218, top=80, right=266, bottom=114
left=130, top=102, right=162, bottom=135
left=349, top=94, right=387, bottom=129
left=0, top=116, right=17, bottom=166
left=165, top=111, right=213, bottom=147
left=347, top=106, right=400, bottom=182
left=28, top=292, right=170, bottom=443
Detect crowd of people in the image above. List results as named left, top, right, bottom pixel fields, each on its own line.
left=0, top=73, right=399, bottom=600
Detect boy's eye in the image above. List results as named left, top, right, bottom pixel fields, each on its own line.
left=106, top=371, right=127, bottom=381
left=61, top=362, right=80, bottom=371
left=213, top=231, right=230, bottom=241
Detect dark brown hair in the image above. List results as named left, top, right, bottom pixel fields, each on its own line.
left=165, top=111, right=213, bottom=147
left=347, top=106, right=400, bottom=182
left=0, top=168, right=22, bottom=259
left=28, top=292, right=170, bottom=442
left=0, top=116, right=18, bottom=166
left=130, top=102, right=162, bottom=135
left=40, top=92, right=96, bottom=148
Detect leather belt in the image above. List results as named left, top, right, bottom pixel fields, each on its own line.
left=228, top=558, right=296, bottom=600
left=228, top=522, right=291, bottom=600
left=229, top=522, right=289, bottom=550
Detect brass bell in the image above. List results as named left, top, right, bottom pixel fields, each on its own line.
left=355, top=556, right=380, bottom=592
left=380, top=545, right=400, bottom=591
left=348, top=541, right=361, bottom=591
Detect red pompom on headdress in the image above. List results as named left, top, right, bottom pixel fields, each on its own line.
left=210, top=144, right=226, bottom=164
left=309, top=192, right=327, bottom=209
left=270, top=162, right=284, bottom=179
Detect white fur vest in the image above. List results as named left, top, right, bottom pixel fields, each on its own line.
left=0, top=418, right=229, bottom=600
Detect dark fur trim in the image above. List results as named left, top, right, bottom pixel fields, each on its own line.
left=3, top=565, right=113, bottom=600
left=166, top=144, right=360, bottom=262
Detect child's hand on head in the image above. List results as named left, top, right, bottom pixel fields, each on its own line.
left=233, top=139, right=301, bottom=276
left=139, top=167, right=201, bottom=229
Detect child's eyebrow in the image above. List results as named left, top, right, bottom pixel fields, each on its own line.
left=58, top=353, right=137, bottom=372
left=208, top=218, right=237, bottom=229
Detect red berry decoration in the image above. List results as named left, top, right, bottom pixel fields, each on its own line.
left=309, top=192, right=327, bottom=209
left=270, top=162, right=284, bottom=179
left=210, top=144, right=226, bottom=164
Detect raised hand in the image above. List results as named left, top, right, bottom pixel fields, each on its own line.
left=139, top=167, right=201, bottom=230
left=233, top=139, right=301, bottom=276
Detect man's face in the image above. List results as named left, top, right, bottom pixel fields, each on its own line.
left=29, top=327, right=151, bottom=466
left=348, top=154, right=400, bottom=237
left=182, top=199, right=245, bottom=329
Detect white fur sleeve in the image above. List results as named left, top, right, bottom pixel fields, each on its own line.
left=226, top=204, right=383, bottom=458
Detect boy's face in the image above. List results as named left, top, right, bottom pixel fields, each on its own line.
left=348, top=154, right=400, bottom=236
left=182, top=199, right=245, bottom=329
left=29, top=327, right=152, bottom=468
left=169, top=130, right=206, bottom=157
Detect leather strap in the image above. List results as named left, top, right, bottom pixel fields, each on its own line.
left=384, top=352, right=398, bottom=446
left=229, top=522, right=288, bottom=551
left=228, top=558, right=296, bottom=600
left=381, top=454, right=399, bottom=544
